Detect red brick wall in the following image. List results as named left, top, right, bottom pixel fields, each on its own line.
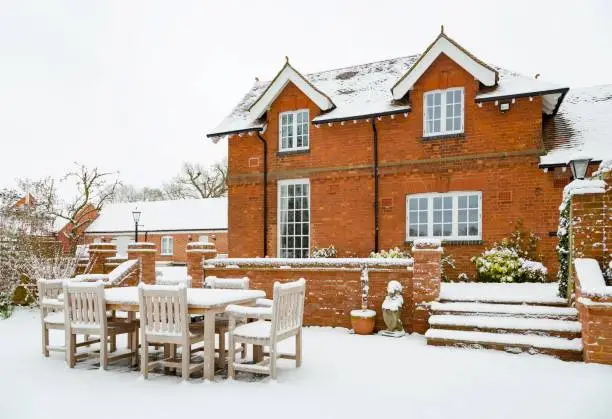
left=203, top=265, right=415, bottom=331
left=85, top=231, right=228, bottom=264
left=227, top=53, right=567, bottom=279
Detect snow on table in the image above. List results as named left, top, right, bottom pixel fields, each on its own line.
left=440, top=282, right=565, bottom=305
left=105, top=287, right=265, bottom=308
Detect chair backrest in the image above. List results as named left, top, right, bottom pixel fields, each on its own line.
left=37, top=279, right=64, bottom=313
left=63, top=281, right=107, bottom=331
left=156, top=275, right=192, bottom=288
left=270, top=279, right=306, bottom=340
left=138, top=283, right=189, bottom=338
left=205, top=276, right=249, bottom=290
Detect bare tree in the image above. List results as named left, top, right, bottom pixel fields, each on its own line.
left=48, top=163, right=119, bottom=250
left=164, top=159, right=227, bottom=199
left=111, top=184, right=165, bottom=203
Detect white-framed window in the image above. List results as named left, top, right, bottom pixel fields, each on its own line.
left=279, top=109, right=309, bottom=152
left=278, top=178, right=310, bottom=258
left=161, top=236, right=174, bottom=255
left=423, top=87, right=464, bottom=137
left=406, top=191, right=482, bottom=241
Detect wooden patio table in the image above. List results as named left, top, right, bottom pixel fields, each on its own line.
left=103, top=286, right=266, bottom=380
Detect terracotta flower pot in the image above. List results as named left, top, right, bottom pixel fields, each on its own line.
left=350, top=309, right=376, bottom=335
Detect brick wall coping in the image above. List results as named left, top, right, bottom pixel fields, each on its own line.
left=187, top=242, right=216, bottom=249
left=88, top=243, right=116, bottom=250
left=203, top=265, right=406, bottom=273
left=186, top=249, right=218, bottom=254
left=574, top=258, right=612, bottom=299
left=203, top=257, right=414, bottom=269
left=563, top=179, right=606, bottom=201
left=412, top=238, right=443, bottom=250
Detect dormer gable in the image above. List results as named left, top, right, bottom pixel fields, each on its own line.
left=391, top=29, right=498, bottom=100
left=248, top=60, right=335, bottom=119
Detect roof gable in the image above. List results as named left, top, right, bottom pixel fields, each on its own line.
left=391, top=32, right=498, bottom=100
left=248, top=61, right=335, bottom=119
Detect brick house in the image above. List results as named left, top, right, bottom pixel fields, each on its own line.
left=207, top=30, right=611, bottom=279
left=83, top=198, right=228, bottom=263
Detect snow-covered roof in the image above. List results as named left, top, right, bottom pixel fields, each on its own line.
left=85, top=198, right=227, bottom=233
left=208, top=39, right=567, bottom=138
left=541, top=85, right=612, bottom=167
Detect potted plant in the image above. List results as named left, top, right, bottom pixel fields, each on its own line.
left=350, top=267, right=376, bottom=334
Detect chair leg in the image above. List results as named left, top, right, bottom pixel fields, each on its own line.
left=67, top=332, right=76, bottom=368
left=110, top=331, right=116, bottom=353
left=181, top=341, right=190, bottom=381
left=42, top=325, right=49, bottom=357
left=296, top=329, right=302, bottom=368
left=270, top=343, right=277, bottom=379
left=218, top=329, right=226, bottom=369
left=241, top=343, right=247, bottom=360
left=227, top=333, right=235, bottom=379
left=100, top=333, right=108, bottom=370
left=142, top=341, right=149, bottom=379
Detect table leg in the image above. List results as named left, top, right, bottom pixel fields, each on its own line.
left=203, top=311, right=216, bottom=381
left=253, top=345, right=264, bottom=363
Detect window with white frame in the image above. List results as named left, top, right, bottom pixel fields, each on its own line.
left=279, top=110, right=309, bottom=152
left=278, top=179, right=310, bottom=258
left=423, top=87, right=464, bottom=137
left=161, top=236, right=174, bottom=255
left=406, top=192, right=481, bottom=241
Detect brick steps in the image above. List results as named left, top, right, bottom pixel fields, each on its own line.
left=430, top=302, right=578, bottom=320
left=425, top=329, right=583, bottom=361
left=438, top=296, right=567, bottom=307
left=428, top=314, right=582, bottom=339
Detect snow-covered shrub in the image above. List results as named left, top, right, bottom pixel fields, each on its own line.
left=369, top=247, right=411, bottom=259
left=557, top=193, right=571, bottom=297
left=312, top=245, right=337, bottom=258
left=501, top=219, right=542, bottom=261
left=605, top=261, right=612, bottom=286
left=441, top=251, right=456, bottom=282
left=360, top=267, right=369, bottom=310
left=472, top=247, right=547, bottom=283
left=0, top=291, right=12, bottom=319
left=382, top=280, right=403, bottom=311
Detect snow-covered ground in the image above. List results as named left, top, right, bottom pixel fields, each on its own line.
left=1, top=309, right=612, bottom=419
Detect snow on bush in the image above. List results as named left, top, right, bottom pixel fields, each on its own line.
left=382, top=280, right=403, bottom=311
left=312, top=245, right=337, bottom=258
left=472, top=247, right=547, bottom=283
left=369, top=247, right=411, bottom=259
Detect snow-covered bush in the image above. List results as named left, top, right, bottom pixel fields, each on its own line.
left=458, top=273, right=470, bottom=282
left=0, top=291, right=12, bottom=319
left=312, top=245, right=337, bottom=258
left=605, top=261, right=612, bottom=286
left=441, top=251, right=456, bottom=282
left=360, top=267, right=369, bottom=310
left=472, top=247, right=547, bottom=283
left=369, top=247, right=411, bottom=259
left=382, top=280, right=403, bottom=311
left=557, top=198, right=571, bottom=297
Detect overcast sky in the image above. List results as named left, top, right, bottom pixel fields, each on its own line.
left=1, top=0, right=610, bottom=197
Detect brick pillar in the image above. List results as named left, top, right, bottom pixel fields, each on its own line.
left=87, top=243, right=117, bottom=274
left=411, top=239, right=442, bottom=334
left=186, top=242, right=217, bottom=288
left=127, top=242, right=156, bottom=284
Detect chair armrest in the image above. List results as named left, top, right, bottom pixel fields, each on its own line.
left=225, top=304, right=272, bottom=320
left=255, top=298, right=273, bottom=308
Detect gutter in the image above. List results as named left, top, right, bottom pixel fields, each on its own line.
left=371, top=119, right=380, bottom=253
left=256, top=132, right=269, bottom=257
left=311, top=107, right=410, bottom=125
left=206, top=126, right=264, bottom=139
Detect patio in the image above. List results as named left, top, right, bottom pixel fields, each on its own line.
left=1, top=308, right=611, bottom=419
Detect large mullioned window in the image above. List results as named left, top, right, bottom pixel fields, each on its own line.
left=278, top=179, right=310, bottom=258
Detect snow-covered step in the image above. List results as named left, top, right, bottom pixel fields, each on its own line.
left=428, top=315, right=582, bottom=339
left=425, top=329, right=583, bottom=361
left=430, top=302, right=578, bottom=320
left=440, top=283, right=567, bottom=306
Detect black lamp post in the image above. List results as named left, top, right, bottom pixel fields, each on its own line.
left=569, top=155, right=592, bottom=180
left=132, top=208, right=141, bottom=243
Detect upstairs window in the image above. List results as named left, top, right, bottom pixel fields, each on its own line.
left=406, top=191, right=481, bottom=241
left=279, top=110, right=309, bottom=152
left=423, top=87, right=464, bottom=137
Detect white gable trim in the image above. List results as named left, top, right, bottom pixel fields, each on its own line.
left=249, top=64, right=334, bottom=119
left=392, top=35, right=497, bottom=100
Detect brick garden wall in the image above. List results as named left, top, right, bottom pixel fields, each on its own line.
left=227, top=53, right=567, bottom=280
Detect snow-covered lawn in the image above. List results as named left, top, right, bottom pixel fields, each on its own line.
left=1, top=308, right=612, bottom=419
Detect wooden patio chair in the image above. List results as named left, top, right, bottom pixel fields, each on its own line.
left=226, top=278, right=306, bottom=379
left=203, top=276, right=249, bottom=368
left=138, top=283, right=204, bottom=380
left=63, top=281, right=138, bottom=369
left=37, top=279, right=100, bottom=357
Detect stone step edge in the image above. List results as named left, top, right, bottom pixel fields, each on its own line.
left=439, top=297, right=567, bottom=307
left=428, top=315, right=582, bottom=335
left=431, top=301, right=578, bottom=318
left=425, top=328, right=583, bottom=352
